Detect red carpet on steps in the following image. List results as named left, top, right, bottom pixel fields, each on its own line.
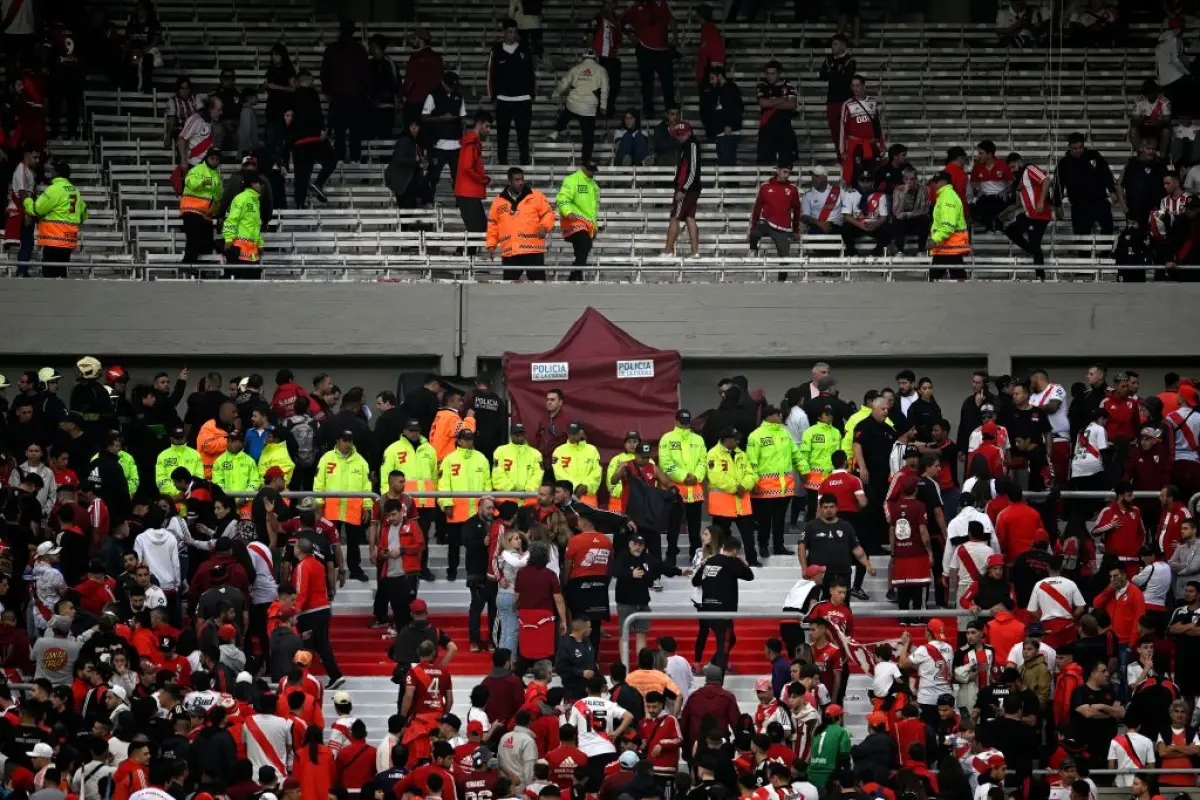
left=326, top=614, right=957, bottom=676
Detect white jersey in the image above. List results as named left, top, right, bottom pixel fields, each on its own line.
left=1049, top=778, right=1097, bottom=800
left=1030, top=383, right=1070, bottom=440
left=6, top=162, right=34, bottom=216
left=246, top=541, right=278, bottom=605
left=1027, top=576, right=1084, bottom=621
left=129, top=791, right=176, bottom=800
left=1004, top=641, right=1057, bottom=676
left=566, top=697, right=628, bottom=757
left=329, top=714, right=360, bottom=757
left=1107, top=731, right=1155, bottom=787
left=243, top=713, right=294, bottom=773
left=183, top=689, right=221, bottom=715
left=1167, top=406, right=1200, bottom=463
left=872, top=660, right=901, bottom=697
left=909, top=640, right=954, bottom=705
left=1070, top=422, right=1108, bottom=478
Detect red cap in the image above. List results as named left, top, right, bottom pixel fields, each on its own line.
left=410, top=598, right=428, bottom=614
left=825, top=704, right=844, bottom=718
left=986, top=554, right=1005, bottom=568
left=804, top=564, right=827, bottom=579
left=900, top=475, right=920, bottom=495
left=927, top=619, right=946, bottom=639
left=1181, top=384, right=1200, bottom=408
left=263, top=466, right=286, bottom=481
left=467, top=720, right=485, bottom=734
left=194, top=793, right=215, bottom=800
left=987, top=753, right=1006, bottom=769
left=754, top=676, right=773, bottom=692
left=218, top=623, right=237, bottom=643
left=670, top=121, right=693, bottom=140
left=104, top=365, right=127, bottom=385
left=866, top=711, right=888, bottom=727
left=9, top=768, right=34, bottom=792
left=981, top=421, right=998, bottom=436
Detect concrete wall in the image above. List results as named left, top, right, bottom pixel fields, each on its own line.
left=3, top=281, right=1199, bottom=416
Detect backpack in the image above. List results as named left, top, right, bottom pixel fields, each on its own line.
left=283, top=414, right=317, bottom=467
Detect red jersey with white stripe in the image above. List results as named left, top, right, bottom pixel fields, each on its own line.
left=588, top=12, right=622, bottom=58
left=1159, top=505, right=1191, bottom=560
left=818, top=471, right=863, bottom=514
left=179, top=113, right=214, bottom=165
left=1167, top=406, right=1200, bottom=463
left=970, top=159, right=1013, bottom=197
left=406, top=662, right=452, bottom=716
left=88, top=497, right=111, bottom=538
left=838, top=96, right=884, bottom=153
left=1017, top=165, right=1052, bottom=221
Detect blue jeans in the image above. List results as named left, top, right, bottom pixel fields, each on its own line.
left=616, top=133, right=648, bottom=166
left=715, top=134, right=740, bottom=166
left=496, top=590, right=519, bottom=654
left=16, top=217, right=34, bottom=276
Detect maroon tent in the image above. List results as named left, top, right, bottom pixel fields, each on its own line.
left=502, top=308, right=681, bottom=461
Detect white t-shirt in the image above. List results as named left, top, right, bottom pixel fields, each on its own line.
left=1004, top=641, right=1057, bottom=675
left=1027, top=576, right=1084, bottom=620
left=1070, top=422, right=1108, bottom=478
left=566, top=697, right=628, bottom=756
left=872, top=660, right=902, bottom=697
left=1030, top=383, right=1070, bottom=440
left=1049, top=778, right=1097, bottom=800
left=908, top=640, right=954, bottom=705
left=1106, top=731, right=1155, bottom=786
left=664, top=654, right=693, bottom=706
left=790, top=781, right=819, bottom=800
left=467, top=706, right=491, bottom=733
left=6, top=163, right=34, bottom=216
left=839, top=188, right=890, bottom=222
left=129, top=791, right=177, bottom=800
left=0, top=0, right=35, bottom=35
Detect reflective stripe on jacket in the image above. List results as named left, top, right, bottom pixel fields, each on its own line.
left=180, top=162, right=223, bottom=217
left=486, top=187, right=555, bottom=257
left=25, top=177, right=87, bottom=249
left=930, top=183, right=970, bottom=256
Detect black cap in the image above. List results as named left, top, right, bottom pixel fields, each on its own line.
left=567, top=422, right=583, bottom=434
left=932, top=170, right=954, bottom=184
left=904, top=444, right=920, bottom=458
left=170, top=425, right=186, bottom=439
left=160, top=635, right=177, bottom=651
left=624, top=430, right=640, bottom=441
left=338, top=430, right=355, bottom=441
left=443, top=70, right=460, bottom=85
left=584, top=160, right=599, bottom=173
left=438, top=713, right=462, bottom=729
left=719, top=427, right=739, bottom=440
left=636, top=442, right=652, bottom=457
left=510, top=422, right=526, bottom=434
left=630, top=532, right=646, bottom=543
left=456, top=428, right=475, bottom=439
left=404, top=419, right=421, bottom=431
left=227, top=430, right=244, bottom=441
left=676, top=409, right=692, bottom=423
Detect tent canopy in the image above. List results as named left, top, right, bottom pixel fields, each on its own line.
left=502, top=308, right=682, bottom=460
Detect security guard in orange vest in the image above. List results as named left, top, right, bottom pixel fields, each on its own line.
left=23, top=159, right=87, bottom=278
left=706, top=427, right=761, bottom=566
left=928, top=169, right=970, bottom=280
left=485, top=166, right=555, bottom=281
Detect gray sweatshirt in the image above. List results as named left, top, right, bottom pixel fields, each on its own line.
left=1170, top=537, right=1200, bottom=598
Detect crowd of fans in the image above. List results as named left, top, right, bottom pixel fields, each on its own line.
left=1, top=356, right=1200, bottom=800
left=6, top=0, right=1200, bottom=273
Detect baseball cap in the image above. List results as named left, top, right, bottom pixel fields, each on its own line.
left=439, top=713, right=462, bottom=729
left=670, top=121, right=693, bottom=139
left=510, top=422, right=526, bottom=434
left=456, top=428, right=475, bottom=439
left=170, top=424, right=186, bottom=439
left=903, top=444, right=920, bottom=458
left=263, top=466, right=285, bottom=481
left=471, top=746, right=494, bottom=769
left=1141, top=426, right=1163, bottom=438
left=405, top=418, right=422, bottom=431
left=675, top=409, right=692, bottom=423
left=1026, top=621, right=1045, bottom=637
left=567, top=422, right=583, bottom=434
left=160, top=635, right=177, bottom=651
left=338, top=430, right=355, bottom=441
left=624, top=430, right=640, bottom=441
left=333, top=691, right=352, bottom=704
left=467, top=720, right=485, bottom=735
left=227, top=429, right=244, bottom=442
left=26, top=742, right=54, bottom=759
left=825, top=704, right=844, bottom=718
left=866, top=711, right=888, bottom=727
left=37, top=367, right=61, bottom=382
left=927, top=619, right=946, bottom=638
left=804, top=564, right=827, bottom=579
left=297, top=496, right=319, bottom=511
left=986, top=554, right=1005, bottom=567
left=636, top=442, right=652, bottom=457
left=618, top=751, right=640, bottom=768
left=293, top=650, right=313, bottom=666
left=36, top=541, right=61, bottom=558
left=236, top=671, right=253, bottom=684
left=109, top=685, right=128, bottom=701
left=981, top=421, right=998, bottom=436
left=754, top=676, right=772, bottom=692
left=1181, top=384, right=1200, bottom=408
left=980, top=403, right=996, bottom=415
left=218, top=624, right=237, bottom=643
left=410, top=598, right=428, bottom=614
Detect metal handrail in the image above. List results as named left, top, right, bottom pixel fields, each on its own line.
left=222, top=491, right=536, bottom=500
left=619, top=608, right=981, bottom=667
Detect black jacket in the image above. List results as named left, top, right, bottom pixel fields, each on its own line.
left=464, top=389, right=507, bottom=457
left=385, top=134, right=421, bottom=199
left=318, top=409, right=376, bottom=467
left=287, top=85, right=325, bottom=142
left=702, top=386, right=756, bottom=448
left=906, top=397, right=942, bottom=441
left=423, top=87, right=464, bottom=147
left=554, top=634, right=596, bottom=698
left=699, top=79, right=743, bottom=139
left=803, top=392, right=848, bottom=432
left=611, top=547, right=679, bottom=605
left=691, top=553, right=753, bottom=611
left=184, top=389, right=229, bottom=443
left=956, top=392, right=996, bottom=457
left=374, top=406, right=407, bottom=451
left=1053, top=148, right=1115, bottom=205
left=189, top=726, right=238, bottom=791
left=70, top=379, right=117, bottom=450
left=87, top=451, right=131, bottom=521
left=850, top=731, right=898, bottom=784
left=402, top=387, right=441, bottom=436
left=463, top=516, right=491, bottom=580
left=487, top=41, right=536, bottom=98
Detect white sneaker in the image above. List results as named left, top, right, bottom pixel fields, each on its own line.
left=659, top=250, right=675, bottom=258
left=686, top=251, right=702, bottom=260
left=547, top=131, right=559, bottom=141
left=652, top=579, right=664, bottom=592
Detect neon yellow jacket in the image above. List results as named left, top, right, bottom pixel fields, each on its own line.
left=222, top=188, right=262, bottom=248
left=746, top=421, right=802, bottom=480
left=556, top=170, right=600, bottom=223
left=155, top=443, right=205, bottom=492
left=379, top=435, right=438, bottom=494
left=931, top=183, right=968, bottom=244
left=705, top=443, right=756, bottom=494
left=181, top=162, right=223, bottom=217
left=93, top=450, right=138, bottom=496
left=797, top=422, right=842, bottom=479
left=657, top=426, right=708, bottom=502
left=24, top=177, right=88, bottom=225
left=491, top=441, right=543, bottom=496
left=313, top=446, right=373, bottom=523
left=258, top=441, right=295, bottom=486
left=211, top=450, right=261, bottom=496
left=436, top=447, right=492, bottom=513
left=606, top=452, right=636, bottom=500
left=552, top=440, right=602, bottom=496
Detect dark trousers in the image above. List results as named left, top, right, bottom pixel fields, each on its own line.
left=42, top=246, right=71, bottom=277
left=667, top=500, right=703, bottom=560
left=715, top=134, right=740, bottom=166
left=566, top=230, right=591, bottom=280
left=468, top=578, right=498, bottom=645
left=445, top=522, right=463, bottom=579
left=342, top=523, right=367, bottom=575
left=713, top=513, right=758, bottom=563
left=425, top=148, right=460, bottom=197
left=329, top=96, right=367, bottom=162
left=248, top=601, right=270, bottom=657
left=402, top=100, right=425, bottom=127
left=754, top=496, right=790, bottom=552
left=929, top=253, right=965, bottom=281
left=749, top=222, right=793, bottom=257
left=894, top=215, right=931, bottom=253
left=181, top=214, right=213, bottom=263
left=896, top=583, right=926, bottom=612
left=496, top=99, right=533, bottom=164
left=635, top=46, right=675, bottom=116
left=707, top=618, right=735, bottom=669
left=293, top=139, right=337, bottom=208
left=502, top=252, right=546, bottom=281
left=861, top=474, right=888, bottom=554
left=1005, top=214, right=1050, bottom=275
left=586, top=754, right=616, bottom=792
left=457, top=196, right=487, bottom=255
left=1070, top=200, right=1115, bottom=235
left=599, top=58, right=621, bottom=117
left=756, top=116, right=798, bottom=166
left=971, top=194, right=1008, bottom=231
left=842, top=221, right=893, bottom=254
left=297, top=608, right=342, bottom=681
left=47, top=67, right=83, bottom=138
left=553, top=108, right=597, bottom=163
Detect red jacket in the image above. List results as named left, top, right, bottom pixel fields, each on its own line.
left=1124, top=441, right=1172, bottom=492
left=403, top=47, right=445, bottom=104
left=695, top=20, right=725, bottom=84
left=271, top=381, right=318, bottom=418
left=336, top=740, right=378, bottom=790
left=995, top=502, right=1046, bottom=564
left=481, top=671, right=526, bottom=727
left=1095, top=582, right=1146, bottom=646
left=637, top=713, right=682, bottom=775
left=292, top=555, right=330, bottom=615
left=455, top=131, right=489, bottom=199
left=530, top=710, right=560, bottom=756
left=751, top=180, right=801, bottom=234
left=73, top=577, right=116, bottom=616
left=188, top=553, right=251, bottom=608
left=110, top=760, right=149, bottom=800
left=680, top=685, right=739, bottom=751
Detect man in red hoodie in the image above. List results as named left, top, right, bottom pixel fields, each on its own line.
left=454, top=111, right=493, bottom=251
left=270, top=368, right=318, bottom=418
left=111, top=740, right=151, bottom=800
left=994, top=485, right=1046, bottom=565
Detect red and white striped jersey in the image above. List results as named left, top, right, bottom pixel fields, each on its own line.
left=1160, top=192, right=1188, bottom=215
left=588, top=12, right=622, bottom=59
left=1018, top=164, right=1052, bottom=221
left=839, top=95, right=884, bottom=153
left=1167, top=406, right=1200, bottom=463
left=1132, top=94, right=1171, bottom=122
left=179, top=113, right=213, bottom=165
left=970, top=159, right=1013, bottom=197
left=1031, top=382, right=1070, bottom=440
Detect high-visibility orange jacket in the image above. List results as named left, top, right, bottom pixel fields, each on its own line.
left=430, top=408, right=476, bottom=462
left=486, top=186, right=555, bottom=258
left=196, top=419, right=229, bottom=479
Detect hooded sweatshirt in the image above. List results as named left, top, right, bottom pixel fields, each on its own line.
left=134, top=527, right=183, bottom=591
left=455, top=130, right=489, bottom=199
left=9, top=461, right=55, bottom=520
left=553, top=56, right=610, bottom=117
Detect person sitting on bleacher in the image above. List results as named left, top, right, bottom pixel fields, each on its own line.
left=799, top=166, right=842, bottom=236
left=891, top=166, right=930, bottom=255
left=839, top=171, right=891, bottom=257
left=1129, top=78, right=1172, bottom=157
left=614, top=110, right=650, bottom=167
left=969, top=140, right=1013, bottom=234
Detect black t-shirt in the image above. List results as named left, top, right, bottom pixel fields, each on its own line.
left=196, top=585, right=246, bottom=620
left=4, top=723, right=51, bottom=769
left=1010, top=548, right=1051, bottom=606
left=916, top=477, right=945, bottom=539
left=854, top=416, right=897, bottom=471
left=283, top=528, right=334, bottom=566
left=252, top=486, right=295, bottom=544
left=1170, top=605, right=1200, bottom=663
left=1073, top=634, right=1114, bottom=681
left=799, top=518, right=860, bottom=571
left=1070, top=683, right=1118, bottom=747
left=1009, top=406, right=1052, bottom=452
left=692, top=553, right=754, bottom=612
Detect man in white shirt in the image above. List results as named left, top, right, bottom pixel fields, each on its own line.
left=1069, top=408, right=1109, bottom=487
left=840, top=171, right=891, bottom=256
left=72, top=737, right=116, bottom=800
left=799, top=166, right=843, bottom=234
left=565, top=675, right=634, bottom=788
left=376, top=714, right=405, bottom=772
left=1107, top=716, right=1155, bottom=787
left=244, top=694, right=295, bottom=774
left=1026, top=556, right=1086, bottom=648
left=6, top=147, right=39, bottom=276
left=658, top=636, right=693, bottom=707
left=1029, top=369, right=1071, bottom=488
left=422, top=71, right=469, bottom=197
left=947, top=521, right=996, bottom=606
left=1003, top=622, right=1057, bottom=676
left=898, top=620, right=954, bottom=723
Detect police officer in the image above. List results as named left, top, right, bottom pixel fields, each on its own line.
left=797, top=494, right=876, bottom=600
left=851, top=397, right=898, bottom=555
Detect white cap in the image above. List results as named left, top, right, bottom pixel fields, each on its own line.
left=333, top=690, right=352, bottom=705
left=236, top=671, right=253, bottom=684
left=109, top=685, right=128, bottom=701
left=27, top=742, right=54, bottom=759
left=36, top=541, right=62, bottom=558
left=37, top=367, right=61, bottom=382
left=810, top=165, right=828, bottom=177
